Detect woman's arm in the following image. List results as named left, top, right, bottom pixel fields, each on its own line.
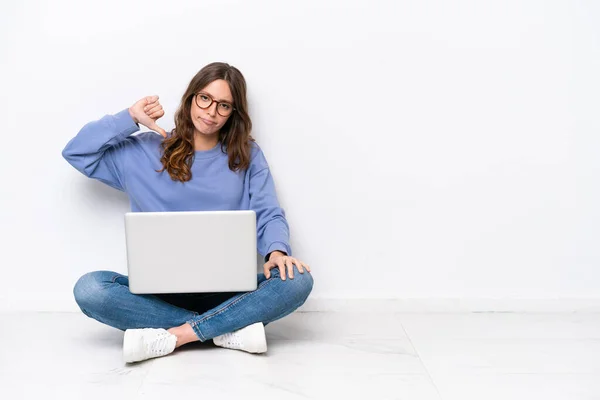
left=62, top=108, right=139, bottom=191
left=248, top=147, right=293, bottom=263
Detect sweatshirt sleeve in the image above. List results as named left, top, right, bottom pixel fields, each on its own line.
left=62, top=108, right=140, bottom=192
left=248, top=146, right=293, bottom=263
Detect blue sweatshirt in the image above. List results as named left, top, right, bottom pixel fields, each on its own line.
left=62, top=108, right=292, bottom=262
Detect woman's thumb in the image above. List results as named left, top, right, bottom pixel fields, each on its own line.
left=147, top=122, right=166, bottom=138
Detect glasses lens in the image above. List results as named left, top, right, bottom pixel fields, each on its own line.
left=217, top=103, right=233, bottom=117
left=196, top=93, right=213, bottom=109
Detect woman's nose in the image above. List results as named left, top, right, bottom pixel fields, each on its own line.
left=207, top=102, right=218, bottom=116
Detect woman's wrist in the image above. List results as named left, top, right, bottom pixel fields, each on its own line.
left=128, top=107, right=139, bottom=124
left=268, top=250, right=287, bottom=261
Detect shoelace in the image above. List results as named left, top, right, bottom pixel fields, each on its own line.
left=146, top=332, right=174, bottom=356
left=219, top=331, right=243, bottom=347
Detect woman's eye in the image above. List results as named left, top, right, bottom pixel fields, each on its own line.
left=220, top=104, right=230, bottom=110
left=200, top=95, right=209, bottom=101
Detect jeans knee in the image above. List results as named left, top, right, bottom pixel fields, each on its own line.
left=287, top=266, right=314, bottom=304
left=73, top=270, right=116, bottom=311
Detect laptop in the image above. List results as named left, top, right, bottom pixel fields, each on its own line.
left=124, top=210, right=258, bottom=294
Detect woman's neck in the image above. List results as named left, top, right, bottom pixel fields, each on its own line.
left=194, top=132, right=219, bottom=151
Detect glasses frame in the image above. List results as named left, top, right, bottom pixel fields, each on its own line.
left=194, top=92, right=236, bottom=117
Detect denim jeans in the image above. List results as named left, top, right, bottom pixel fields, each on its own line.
left=73, top=264, right=314, bottom=342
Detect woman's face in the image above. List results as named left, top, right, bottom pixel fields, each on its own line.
left=190, top=79, right=234, bottom=138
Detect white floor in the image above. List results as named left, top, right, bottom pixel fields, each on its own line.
left=1, top=311, right=599, bottom=400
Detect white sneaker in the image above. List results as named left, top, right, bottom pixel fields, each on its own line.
left=212, top=322, right=267, bottom=354
left=123, top=328, right=177, bottom=363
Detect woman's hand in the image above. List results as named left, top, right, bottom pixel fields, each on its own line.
left=128, top=95, right=167, bottom=137
left=263, top=251, right=311, bottom=280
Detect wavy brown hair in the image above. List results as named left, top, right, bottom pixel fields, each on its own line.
left=155, top=62, right=255, bottom=182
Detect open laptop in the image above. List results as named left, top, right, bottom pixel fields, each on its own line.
left=124, top=210, right=258, bottom=294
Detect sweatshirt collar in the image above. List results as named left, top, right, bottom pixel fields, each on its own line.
left=194, top=141, right=226, bottom=159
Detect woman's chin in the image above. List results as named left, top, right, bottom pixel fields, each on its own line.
left=194, top=126, right=218, bottom=137
left=193, top=123, right=209, bottom=134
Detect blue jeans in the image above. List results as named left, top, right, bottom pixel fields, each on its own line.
left=73, top=265, right=314, bottom=342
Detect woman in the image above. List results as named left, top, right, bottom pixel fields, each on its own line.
left=62, top=62, right=314, bottom=364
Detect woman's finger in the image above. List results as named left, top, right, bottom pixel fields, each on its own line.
left=278, top=261, right=286, bottom=280
left=149, top=109, right=164, bottom=118
left=143, top=104, right=160, bottom=115
left=145, top=104, right=162, bottom=115
left=143, top=95, right=159, bottom=106
left=286, top=258, right=294, bottom=279
left=294, top=259, right=305, bottom=274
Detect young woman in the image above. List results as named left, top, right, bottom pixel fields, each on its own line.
left=62, top=62, right=314, bottom=363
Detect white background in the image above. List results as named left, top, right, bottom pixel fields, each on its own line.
left=1, top=0, right=599, bottom=311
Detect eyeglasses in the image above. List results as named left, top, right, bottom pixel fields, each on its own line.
left=194, top=92, right=236, bottom=117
